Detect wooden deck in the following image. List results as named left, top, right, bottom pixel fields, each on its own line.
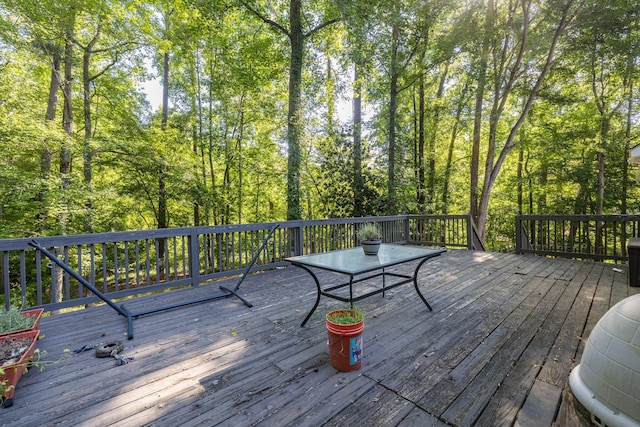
left=2, top=249, right=637, bottom=426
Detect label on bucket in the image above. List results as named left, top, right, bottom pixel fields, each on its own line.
left=350, top=335, right=363, bottom=365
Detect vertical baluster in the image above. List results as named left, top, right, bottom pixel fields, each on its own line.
left=135, top=240, right=140, bottom=288
left=35, top=250, right=43, bottom=306
left=125, top=241, right=130, bottom=290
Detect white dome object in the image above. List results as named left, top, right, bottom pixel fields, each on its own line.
left=569, top=293, right=640, bottom=427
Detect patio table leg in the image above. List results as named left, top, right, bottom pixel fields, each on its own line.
left=298, top=264, right=322, bottom=327
left=382, top=267, right=386, bottom=298
left=413, top=256, right=433, bottom=311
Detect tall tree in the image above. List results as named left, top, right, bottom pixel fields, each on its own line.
left=468, top=0, right=583, bottom=242
left=73, top=6, right=138, bottom=231
left=385, top=19, right=424, bottom=214
left=352, top=62, right=364, bottom=217
left=159, top=6, right=171, bottom=233
left=241, top=0, right=340, bottom=220
left=578, top=2, right=638, bottom=215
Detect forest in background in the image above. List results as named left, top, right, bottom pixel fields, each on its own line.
left=0, top=0, right=638, bottom=251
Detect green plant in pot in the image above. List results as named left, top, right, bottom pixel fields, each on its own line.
left=326, top=307, right=365, bottom=371
left=0, top=306, right=44, bottom=337
left=326, top=306, right=364, bottom=325
left=356, top=223, right=382, bottom=255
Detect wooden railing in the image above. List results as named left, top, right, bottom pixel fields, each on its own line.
left=408, top=214, right=486, bottom=250
left=516, top=214, right=640, bottom=262
left=1, top=215, right=480, bottom=311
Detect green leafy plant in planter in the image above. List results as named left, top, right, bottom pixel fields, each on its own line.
left=326, top=306, right=364, bottom=325
left=356, top=223, right=381, bottom=242
left=356, top=223, right=382, bottom=255
left=0, top=307, right=33, bottom=333
left=326, top=307, right=365, bottom=371
left=0, top=306, right=44, bottom=337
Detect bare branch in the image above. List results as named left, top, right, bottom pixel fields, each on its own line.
left=239, top=0, right=290, bottom=37
left=304, top=17, right=341, bottom=39
left=89, top=51, right=119, bottom=81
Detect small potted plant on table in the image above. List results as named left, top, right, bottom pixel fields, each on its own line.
left=356, top=223, right=382, bottom=255
left=326, top=307, right=364, bottom=371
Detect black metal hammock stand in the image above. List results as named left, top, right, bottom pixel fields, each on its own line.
left=28, top=225, right=279, bottom=340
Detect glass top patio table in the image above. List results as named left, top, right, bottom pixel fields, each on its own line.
left=286, top=244, right=445, bottom=326
left=286, top=244, right=444, bottom=274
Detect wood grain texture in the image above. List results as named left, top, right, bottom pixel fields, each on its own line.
left=2, top=249, right=636, bottom=426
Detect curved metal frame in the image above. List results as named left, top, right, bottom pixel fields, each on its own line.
left=29, top=225, right=278, bottom=339
left=295, top=250, right=441, bottom=327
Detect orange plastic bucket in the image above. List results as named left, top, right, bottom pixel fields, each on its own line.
left=326, top=311, right=364, bottom=372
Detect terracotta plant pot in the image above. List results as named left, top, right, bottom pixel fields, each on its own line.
left=0, top=308, right=44, bottom=338
left=1, top=329, right=40, bottom=408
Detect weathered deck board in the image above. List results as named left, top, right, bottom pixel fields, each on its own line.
left=434, top=277, right=562, bottom=425
left=1, top=249, right=637, bottom=426
left=476, top=261, right=597, bottom=426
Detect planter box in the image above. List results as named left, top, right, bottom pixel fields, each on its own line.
left=0, top=308, right=44, bottom=338
left=1, top=329, right=40, bottom=407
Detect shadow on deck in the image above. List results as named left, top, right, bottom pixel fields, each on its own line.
left=2, top=249, right=637, bottom=426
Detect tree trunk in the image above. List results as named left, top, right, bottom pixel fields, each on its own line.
left=286, top=0, right=303, bottom=220
left=159, top=49, right=169, bottom=231
left=241, top=0, right=339, bottom=220
left=208, top=58, right=217, bottom=225
left=387, top=25, right=399, bottom=215
left=517, top=147, right=524, bottom=215
left=54, top=14, right=76, bottom=311
left=236, top=94, right=246, bottom=223
left=622, top=82, right=633, bottom=214
left=470, top=52, right=487, bottom=226
left=193, top=48, right=203, bottom=226
left=157, top=43, right=170, bottom=266
left=596, top=117, right=609, bottom=216
left=537, top=160, right=548, bottom=213
left=417, top=76, right=426, bottom=211
left=38, top=51, right=61, bottom=233
left=475, top=0, right=578, bottom=242
left=353, top=63, right=363, bottom=217
left=82, top=40, right=96, bottom=233
left=427, top=63, right=449, bottom=212
left=442, top=84, right=467, bottom=214
left=61, top=36, right=74, bottom=185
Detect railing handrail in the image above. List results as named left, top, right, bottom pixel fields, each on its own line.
left=11, top=212, right=637, bottom=312
left=1, top=215, right=480, bottom=311
left=516, top=214, right=640, bottom=221
left=515, top=214, right=640, bottom=262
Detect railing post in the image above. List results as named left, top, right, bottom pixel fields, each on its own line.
left=2, top=251, right=10, bottom=310
left=466, top=215, right=473, bottom=250
left=293, top=223, right=304, bottom=256
left=189, top=227, right=201, bottom=287
left=516, top=215, right=522, bottom=254
left=404, top=216, right=410, bottom=243
left=466, top=215, right=487, bottom=251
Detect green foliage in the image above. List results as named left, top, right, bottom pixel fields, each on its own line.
left=326, top=307, right=364, bottom=325
left=0, top=307, right=36, bottom=334
left=356, top=223, right=381, bottom=242
left=0, top=0, right=638, bottom=255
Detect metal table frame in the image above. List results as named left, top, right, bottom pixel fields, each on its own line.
left=286, top=244, right=445, bottom=327
left=29, top=225, right=278, bottom=339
